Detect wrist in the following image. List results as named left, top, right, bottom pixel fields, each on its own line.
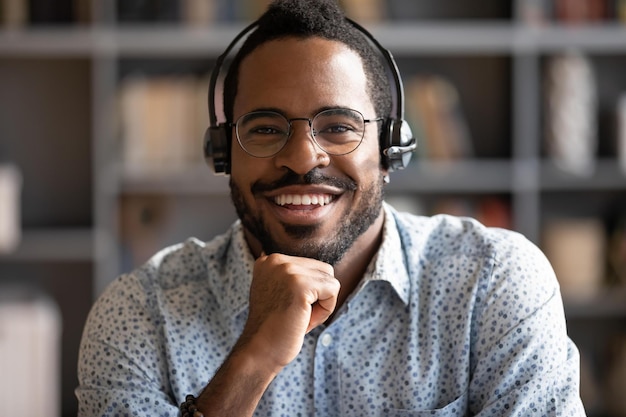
left=230, top=333, right=285, bottom=380
left=192, top=343, right=278, bottom=417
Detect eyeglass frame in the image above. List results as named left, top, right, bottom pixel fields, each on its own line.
left=229, top=108, right=384, bottom=158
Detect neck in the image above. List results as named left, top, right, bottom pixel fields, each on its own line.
left=331, top=209, right=385, bottom=310
left=243, top=209, right=386, bottom=311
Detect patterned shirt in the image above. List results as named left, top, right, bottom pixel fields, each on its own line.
left=76, top=203, right=586, bottom=416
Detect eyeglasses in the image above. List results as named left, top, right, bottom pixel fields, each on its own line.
left=232, top=108, right=383, bottom=158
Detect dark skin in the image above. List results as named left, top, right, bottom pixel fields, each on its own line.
left=196, top=36, right=387, bottom=416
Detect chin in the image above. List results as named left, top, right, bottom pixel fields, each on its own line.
left=231, top=169, right=385, bottom=266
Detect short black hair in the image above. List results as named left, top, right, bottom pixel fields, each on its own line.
left=222, top=0, right=392, bottom=126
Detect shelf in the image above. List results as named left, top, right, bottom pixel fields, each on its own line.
left=369, top=22, right=517, bottom=54
left=0, top=27, right=94, bottom=56
left=0, top=25, right=243, bottom=57
left=117, top=158, right=626, bottom=195
left=564, top=288, right=626, bottom=319
left=521, top=24, right=626, bottom=53
left=118, top=162, right=230, bottom=195
left=0, top=228, right=94, bottom=262
left=389, top=159, right=513, bottom=193
left=540, top=159, right=626, bottom=191
left=2, top=8, right=625, bottom=417
left=114, top=159, right=514, bottom=195
left=2, top=24, right=626, bottom=57
left=117, top=159, right=626, bottom=194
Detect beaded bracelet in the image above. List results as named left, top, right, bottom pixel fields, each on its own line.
left=179, top=394, right=205, bottom=417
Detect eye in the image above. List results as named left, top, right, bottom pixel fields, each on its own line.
left=250, top=125, right=285, bottom=135
left=238, top=112, right=289, bottom=138
left=320, top=123, right=353, bottom=134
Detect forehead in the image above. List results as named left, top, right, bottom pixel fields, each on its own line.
left=234, top=37, right=372, bottom=117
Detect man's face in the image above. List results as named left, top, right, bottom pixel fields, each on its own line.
left=229, top=36, right=386, bottom=266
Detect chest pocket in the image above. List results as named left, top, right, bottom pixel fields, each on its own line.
left=381, top=389, right=468, bottom=417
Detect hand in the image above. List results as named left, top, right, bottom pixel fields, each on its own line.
left=237, top=253, right=340, bottom=372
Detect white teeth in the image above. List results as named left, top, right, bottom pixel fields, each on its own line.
left=275, top=194, right=332, bottom=206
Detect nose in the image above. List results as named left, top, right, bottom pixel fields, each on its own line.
left=273, top=119, right=330, bottom=174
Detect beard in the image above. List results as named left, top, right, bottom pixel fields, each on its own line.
left=230, top=168, right=384, bottom=266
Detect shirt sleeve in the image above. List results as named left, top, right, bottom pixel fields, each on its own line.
left=467, top=232, right=586, bottom=416
left=75, top=272, right=179, bottom=417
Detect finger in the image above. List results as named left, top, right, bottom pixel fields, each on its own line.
left=306, top=278, right=340, bottom=332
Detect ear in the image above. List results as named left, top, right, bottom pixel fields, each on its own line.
left=204, top=124, right=231, bottom=175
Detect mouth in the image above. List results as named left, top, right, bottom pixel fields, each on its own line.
left=274, top=193, right=333, bottom=207
left=263, top=188, right=341, bottom=225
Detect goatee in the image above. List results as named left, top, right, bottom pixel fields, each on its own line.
left=230, top=168, right=384, bottom=266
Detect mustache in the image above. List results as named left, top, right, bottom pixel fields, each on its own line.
left=251, top=169, right=357, bottom=195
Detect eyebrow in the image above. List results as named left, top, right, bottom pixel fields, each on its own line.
left=243, top=105, right=355, bottom=118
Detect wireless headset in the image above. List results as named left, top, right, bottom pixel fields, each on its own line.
left=204, top=17, right=417, bottom=175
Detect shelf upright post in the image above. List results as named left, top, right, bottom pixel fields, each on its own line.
left=91, top=0, right=121, bottom=298
left=511, top=25, right=542, bottom=244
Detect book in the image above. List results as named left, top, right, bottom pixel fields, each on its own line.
left=405, top=75, right=474, bottom=161
left=0, top=163, right=21, bottom=253
left=118, top=75, right=205, bottom=174
left=1, top=0, right=28, bottom=28
left=430, top=197, right=511, bottom=230
left=74, top=0, right=91, bottom=24
left=554, top=0, right=608, bottom=23
left=544, top=51, right=598, bottom=177
left=0, top=288, right=61, bottom=417
left=120, top=195, right=170, bottom=269
left=182, top=0, right=216, bottom=26
left=236, top=0, right=272, bottom=20
left=339, top=0, right=386, bottom=22
left=617, top=92, right=626, bottom=175
left=517, top=0, right=553, bottom=25
left=542, top=217, right=606, bottom=300
left=517, top=0, right=624, bottom=24
left=618, top=0, right=626, bottom=22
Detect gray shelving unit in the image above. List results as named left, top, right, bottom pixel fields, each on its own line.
left=1, top=1, right=625, bottom=416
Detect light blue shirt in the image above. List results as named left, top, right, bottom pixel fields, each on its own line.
left=76, top=203, right=586, bottom=416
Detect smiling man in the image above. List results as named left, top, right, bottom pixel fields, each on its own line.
left=229, top=36, right=388, bottom=311
left=76, top=1, right=586, bottom=416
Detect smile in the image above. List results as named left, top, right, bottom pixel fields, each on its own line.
left=274, top=194, right=333, bottom=206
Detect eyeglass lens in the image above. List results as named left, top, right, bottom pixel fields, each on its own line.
left=235, top=108, right=367, bottom=157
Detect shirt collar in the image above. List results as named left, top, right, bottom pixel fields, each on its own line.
left=215, top=203, right=411, bottom=318
left=351, top=203, right=411, bottom=306
left=207, top=221, right=256, bottom=319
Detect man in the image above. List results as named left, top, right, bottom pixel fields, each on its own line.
left=76, top=1, right=586, bottom=416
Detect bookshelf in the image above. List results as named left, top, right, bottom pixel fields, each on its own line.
left=1, top=1, right=625, bottom=416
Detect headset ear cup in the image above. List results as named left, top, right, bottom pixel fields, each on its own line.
left=379, top=118, right=393, bottom=170
left=397, top=120, right=416, bottom=170
left=381, top=119, right=416, bottom=172
left=399, top=119, right=414, bottom=148
left=204, top=125, right=231, bottom=175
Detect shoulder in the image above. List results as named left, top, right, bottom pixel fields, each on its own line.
left=387, top=205, right=558, bottom=299
left=388, top=206, right=561, bottom=334
left=389, top=206, right=546, bottom=267
left=92, top=223, right=239, bottom=313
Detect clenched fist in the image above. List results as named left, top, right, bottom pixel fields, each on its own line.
left=239, top=253, right=341, bottom=371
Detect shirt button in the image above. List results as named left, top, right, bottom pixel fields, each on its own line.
left=321, top=333, right=333, bottom=347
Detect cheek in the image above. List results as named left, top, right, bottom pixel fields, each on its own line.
left=230, top=150, right=256, bottom=198
left=352, top=134, right=384, bottom=176
left=231, top=143, right=262, bottom=180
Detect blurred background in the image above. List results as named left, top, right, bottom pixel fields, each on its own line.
left=1, top=0, right=625, bottom=416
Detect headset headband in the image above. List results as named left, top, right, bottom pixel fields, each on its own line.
left=204, top=15, right=416, bottom=174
